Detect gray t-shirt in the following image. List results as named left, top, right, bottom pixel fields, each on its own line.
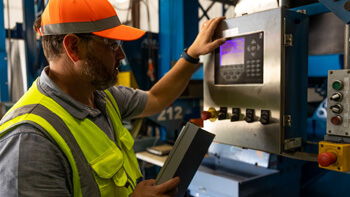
left=0, top=67, right=148, bottom=196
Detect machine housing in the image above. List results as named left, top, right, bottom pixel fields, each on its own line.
left=203, top=8, right=309, bottom=154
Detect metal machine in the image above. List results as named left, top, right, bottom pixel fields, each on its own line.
left=202, top=7, right=309, bottom=155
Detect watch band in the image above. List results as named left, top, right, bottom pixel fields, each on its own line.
left=181, top=48, right=200, bottom=64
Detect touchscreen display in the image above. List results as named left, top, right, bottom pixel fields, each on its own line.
left=220, top=37, right=245, bottom=66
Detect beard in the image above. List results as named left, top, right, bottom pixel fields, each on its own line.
left=83, top=50, right=119, bottom=90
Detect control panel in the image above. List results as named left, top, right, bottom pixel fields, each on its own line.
left=203, top=8, right=308, bottom=154
left=318, top=70, right=350, bottom=171
left=326, top=70, right=350, bottom=136
left=215, top=32, right=264, bottom=84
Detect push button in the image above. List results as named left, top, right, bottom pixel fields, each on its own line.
left=318, top=152, right=337, bottom=167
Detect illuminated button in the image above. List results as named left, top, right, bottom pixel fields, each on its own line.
left=331, top=116, right=342, bottom=125
left=330, top=93, right=343, bottom=102
left=332, top=80, right=343, bottom=90
left=330, top=104, right=343, bottom=114
left=318, top=152, right=337, bottom=167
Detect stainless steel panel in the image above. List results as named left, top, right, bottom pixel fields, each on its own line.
left=203, top=8, right=308, bottom=154
left=327, top=69, right=350, bottom=137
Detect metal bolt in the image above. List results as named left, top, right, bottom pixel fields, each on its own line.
left=346, top=132, right=349, bottom=135
left=321, top=144, right=324, bottom=147
left=338, top=167, right=341, bottom=171
left=348, top=70, right=350, bottom=74
left=344, top=1, right=350, bottom=12
left=338, top=147, right=341, bottom=150
left=328, top=130, right=332, bottom=133
left=330, top=71, right=333, bottom=74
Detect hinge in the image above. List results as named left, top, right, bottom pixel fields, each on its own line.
left=283, top=115, right=292, bottom=127
left=284, top=34, right=293, bottom=46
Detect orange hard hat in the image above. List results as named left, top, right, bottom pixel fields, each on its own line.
left=39, top=0, right=145, bottom=41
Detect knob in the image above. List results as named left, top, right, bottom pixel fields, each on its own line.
left=231, top=108, right=240, bottom=122
left=331, top=116, right=342, bottom=125
left=218, top=107, right=228, bottom=120
left=201, top=111, right=212, bottom=120
left=332, top=80, right=343, bottom=90
left=318, top=152, right=337, bottom=167
left=330, top=104, right=343, bottom=114
left=260, top=110, right=270, bottom=124
left=245, top=109, right=255, bottom=123
left=330, top=93, right=343, bottom=102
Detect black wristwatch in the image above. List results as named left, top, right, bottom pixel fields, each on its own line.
left=181, top=48, right=200, bottom=64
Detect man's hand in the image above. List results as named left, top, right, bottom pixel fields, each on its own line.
left=187, top=16, right=227, bottom=59
left=131, top=177, right=180, bottom=197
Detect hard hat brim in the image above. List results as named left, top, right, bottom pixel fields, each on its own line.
left=92, top=24, right=146, bottom=41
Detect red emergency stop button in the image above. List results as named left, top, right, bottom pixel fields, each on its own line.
left=318, top=152, right=337, bottom=167
left=201, top=111, right=212, bottom=120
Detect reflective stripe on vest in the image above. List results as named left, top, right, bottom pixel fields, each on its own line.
left=40, top=15, right=121, bottom=35
left=0, top=79, right=142, bottom=196
left=0, top=104, right=99, bottom=197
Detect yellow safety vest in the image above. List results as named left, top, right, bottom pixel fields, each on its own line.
left=0, top=79, right=142, bottom=197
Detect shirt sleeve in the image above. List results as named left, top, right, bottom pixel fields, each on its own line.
left=0, top=124, right=73, bottom=197
left=107, top=85, right=148, bottom=120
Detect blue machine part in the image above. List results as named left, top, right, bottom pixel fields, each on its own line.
left=148, top=98, right=201, bottom=132
left=159, top=0, right=200, bottom=80
left=0, top=2, right=8, bottom=102
left=290, top=3, right=330, bottom=16
left=308, top=54, right=343, bottom=77
left=307, top=98, right=327, bottom=139
left=318, top=0, right=350, bottom=24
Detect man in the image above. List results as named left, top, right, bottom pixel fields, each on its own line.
left=0, top=0, right=226, bottom=196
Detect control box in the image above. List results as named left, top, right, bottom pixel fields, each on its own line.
left=203, top=8, right=308, bottom=154
left=326, top=69, right=350, bottom=137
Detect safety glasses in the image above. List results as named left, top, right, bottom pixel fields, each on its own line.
left=80, top=34, right=123, bottom=52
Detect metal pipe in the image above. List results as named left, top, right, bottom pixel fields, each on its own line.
left=345, top=24, right=350, bottom=69
left=279, top=0, right=287, bottom=8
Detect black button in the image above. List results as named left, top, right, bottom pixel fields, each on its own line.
left=231, top=108, right=240, bottom=121
left=218, top=107, right=228, bottom=120
left=245, top=109, right=255, bottom=123
left=260, top=110, right=270, bottom=124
